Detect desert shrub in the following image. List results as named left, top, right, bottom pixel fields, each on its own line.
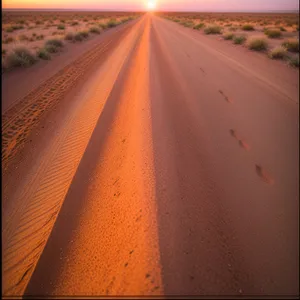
left=74, top=32, right=84, bottom=41
left=45, top=39, right=63, bottom=48
left=193, top=23, right=205, bottom=30
left=79, top=30, right=89, bottom=38
left=19, top=34, right=29, bottom=41
left=5, top=46, right=37, bottom=68
left=57, top=24, right=65, bottom=30
left=45, top=44, right=59, bottom=53
left=6, top=27, right=14, bottom=33
left=35, top=20, right=42, bottom=25
left=233, top=35, right=247, bottom=44
left=242, top=24, right=254, bottom=31
left=246, top=36, right=268, bottom=51
left=36, top=34, right=44, bottom=40
left=288, top=56, right=299, bottom=67
left=37, top=48, right=51, bottom=60
left=264, top=28, right=281, bottom=38
left=282, top=38, right=299, bottom=52
left=107, top=19, right=119, bottom=28
left=223, top=32, right=234, bottom=40
left=2, top=49, right=7, bottom=55
left=3, top=37, right=14, bottom=44
left=12, top=24, right=24, bottom=30
left=280, top=26, right=286, bottom=31
left=268, top=46, right=287, bottom=59
left=89, top=26, right=100, bottom=34
left=174, top=19, right=180, bottom=23
left=180, top=21, right=194, bottom=28
left=65, top=32, right=75, bottom=41
left=204, top=24, right=222, bottom=34
left=71, top=21, right=79, bottom=26
left=99, top=23, right=108, bottom=29
left=228, top=26, right=237, bottom=32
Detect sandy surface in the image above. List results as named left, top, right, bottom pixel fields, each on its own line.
left=2, top=13, right=299, bottom=297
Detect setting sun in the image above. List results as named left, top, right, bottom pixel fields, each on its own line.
left=147, top=0, right=156, bottom=10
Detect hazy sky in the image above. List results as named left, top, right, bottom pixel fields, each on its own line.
left=2, top=0, right=299, bottom=11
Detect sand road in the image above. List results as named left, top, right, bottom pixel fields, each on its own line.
left=2, top=14, right=299, bottom=297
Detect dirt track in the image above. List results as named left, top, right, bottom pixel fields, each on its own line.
left=2, top=14, right=299, bottom=297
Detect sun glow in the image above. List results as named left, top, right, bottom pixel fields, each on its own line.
left=147, top=0, right=156, bottom=10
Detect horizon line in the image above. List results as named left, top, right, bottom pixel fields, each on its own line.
left=2, top=8, right=299, bottom=13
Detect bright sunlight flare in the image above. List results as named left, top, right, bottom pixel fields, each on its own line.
left=147, top=0, right=156, bottom=10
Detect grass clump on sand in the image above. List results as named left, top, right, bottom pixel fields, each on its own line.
left=89, top=26, right=101, bottom=34
left=246, top=36, right=268, bottom=51
left=3, top=37, right=15, bottom=44
left=57, top=24, right=65, bottom=30
left=204, top=24, right=222, bottom=34
left=242, top=24, right=255, bottom=31
left=36, top=48, right=51, bottom=60
left=280, top=26, right=286, bottom=31
left=65, top=32, right=75, bottom=41
left=228, top=26, right=238, bottom=32
left=288, top=56, right=299, bottom=68
left=193, top=23, right=205, bottom=30
left=99, top=23, right=108, bottom=30
left=233, top=35, right=247, bottom=44
left=107, top=19, right=119, bottom=28
left=268, top=46, right=287, bottom=59
left=71, top=21, right=79, bottom=26
left=282, top=38, right=299, bottom=52
left=45, top=39, right=64, bottom=48
left=5, top=46, right=37, bottom=68
left=73, top=31, right=89, bottom=41
left=264, top=28, right=281, bottom=38
left=45, top=44, right=59, bottom=53
left=223, top=32, right=234, bottom=40
left=44, top=39, right=63, bottom=53
left=180, top=20, right=194, bottom=28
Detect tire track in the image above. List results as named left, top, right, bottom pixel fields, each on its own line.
left=2, top=18, right=145, bottom=297
left=2, top=23, right=136, bottom=172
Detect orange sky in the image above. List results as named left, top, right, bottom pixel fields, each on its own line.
left=2, top=0, right=299, bottom=11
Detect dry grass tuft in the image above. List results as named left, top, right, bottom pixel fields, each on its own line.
left=268, top=46, right=287, bottom=59
left=246, top=36, right=268, bottom=51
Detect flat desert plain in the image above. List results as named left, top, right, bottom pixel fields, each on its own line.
left=2, top=10, right=299, bottom=298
